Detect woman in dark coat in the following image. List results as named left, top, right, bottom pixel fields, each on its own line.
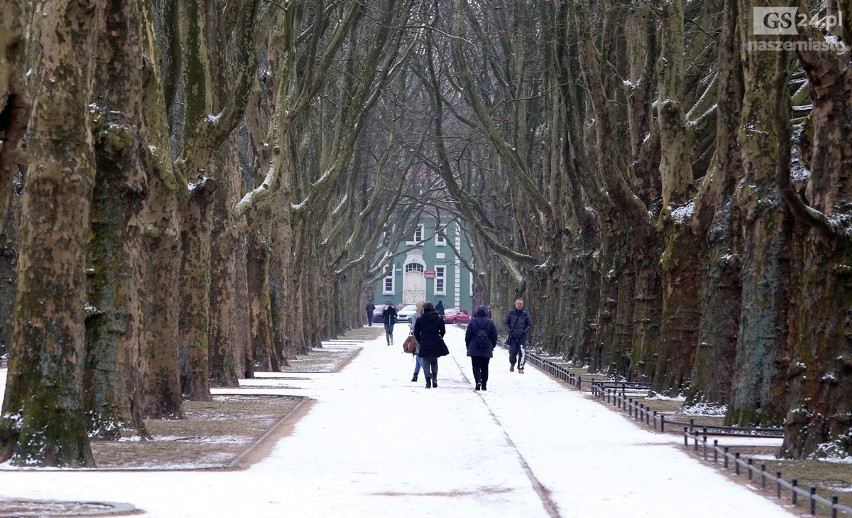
left=413, top=302, right=446, bottom=389
left=464, top=305, right=498, bottom=391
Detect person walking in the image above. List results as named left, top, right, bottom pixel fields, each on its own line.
left=435, top=300, right=445, bottom=320
left=381, top=301, right=398, bottom=346
left=413, top=302, right=447, bottom=389
left=465, top=305, right=498, bottom=391
left=504, top=298, right=532, bottom=373
left=365, top=299, right=375, bottom=327
left=408, top=301, right=425, bottom=382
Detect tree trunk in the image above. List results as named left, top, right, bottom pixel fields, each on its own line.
left=652, top=0, right=700, bottom=394
left=208, top=139, right=240, bottom=388
left=247, top=211, right=277, bottom=371
left=592, top=220, right=628, bottom=373
left=631, top=235, right=662, bottom=383
left=0, top=0, right=100, bottom=467
left=138, top=188, right=184, bottom=418
left=729, top=17, right=793, bottom=425
left=0, top=0, right=29, bottom=231
left=0, top=1, right=27, bottom=360
left=782, top=27, right=852, bottom=457
left=83, top=0, right=151, bottom=440
left=0, top=192, right=20, bottom=360
left=178, top=178, right=217, bottom=401
left=234, top=235, right=252, bottom=378
left=687, top=1, right=744, bottom=406
left=136, top=0, right=184, bottom=420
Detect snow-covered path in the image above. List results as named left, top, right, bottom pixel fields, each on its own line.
left=0, top=325, right=793, bottom=517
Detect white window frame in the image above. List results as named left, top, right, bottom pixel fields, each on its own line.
left=407, top=224, right=425, bottom=245
left=382, top=273, right=395, bottom=295
left=434, top=265, right=446, bottom=296
left=435, top=230, right=446, bottom=247
left=405, top=262, right=424, bottom=274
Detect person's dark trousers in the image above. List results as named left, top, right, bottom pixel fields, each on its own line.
left=471, top=356, right=490, bottom=389
left=366, top=310, right=372, bottom=326
left=509, top=338, right=520, bottom=366
left=421, top=357, right=438, bottom=387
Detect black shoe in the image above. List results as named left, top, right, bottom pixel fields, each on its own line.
left=475, top=383, right=481, bottom=390
left=412, top=375, right=418, bottom=382
left=426, top=378, right=432, bottom=389
left=481, top=382, right=487, bottom=391
left=509, top=364, right=514, bottom=372
left=432, top=378, right=437, bottom=388
left=519, top=368, right=524, bottom=374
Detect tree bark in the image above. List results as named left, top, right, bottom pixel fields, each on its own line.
left=208, top=137, right=241, bottom=388
left=782, top=17, right=852, bottom=457
left=687, top=1, right=744, bottom=406
left=84, top=0, right=150, bottom=439
left=247, top=209, right=278, bottom=371
left=178, top=177, right=217, bottom=401
left=0, top=0, right=29, bottom=231
left=729, top=5, right=793, bottom=425
left=138, top=0, right=184, bottom=419
left=0, top=0, right=101, bottom=467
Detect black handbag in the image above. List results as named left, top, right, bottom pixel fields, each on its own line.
left=438, top=338, right=450, bottom=357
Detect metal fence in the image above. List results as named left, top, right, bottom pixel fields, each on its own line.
left=684, top=430, right=852, bottom=517
left=525, top=351, right=852, bottom=517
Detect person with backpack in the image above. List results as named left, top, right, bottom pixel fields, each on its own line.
left=465, top=305, right=498, bottom=391
left=504, top=298, right=532, bottom=373
left=381, top=301, right=398, bottom=346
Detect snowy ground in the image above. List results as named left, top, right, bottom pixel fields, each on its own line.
left=0, top=324, right=794, bottom=517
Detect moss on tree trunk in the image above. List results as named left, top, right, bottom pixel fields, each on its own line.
left=1, top=0, right=100, bottom=467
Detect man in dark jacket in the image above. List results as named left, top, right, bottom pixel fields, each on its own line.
left=435, top=300, right=445, bottom=319
left=365, top=299, right=375, bottom=327
left=504, top=298, right=532, bottom=373
left=465, top=305, right=498, bottom=390
left=381, top=301, right=398, bottom=346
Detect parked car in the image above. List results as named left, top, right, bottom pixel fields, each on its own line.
left=396, top=304, right=418, bottom=323
left=373, top=303, right=399, bottom=324
left=372, top=307, right=385, bottom=323
left=443, top=307, right=471, bottom=324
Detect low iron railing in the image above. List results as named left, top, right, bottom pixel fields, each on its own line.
left=525, top=350, right=851, bottom=516
left=683, top=430, right=852, bottom=517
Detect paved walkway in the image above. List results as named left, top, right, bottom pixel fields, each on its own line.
left=0, top=324, right=793, bottom=517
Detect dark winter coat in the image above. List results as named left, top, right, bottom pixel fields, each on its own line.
left=504, top=308, right=532, bottom=345
left=413, top=310, right=446, bottom=358
left=435, top=300, right=445, bottom=317
left=381, top=305, right=398, bottom=326
left=366, top=302, right=375, bottom=313
left=465, top=306, right=497, bottom=358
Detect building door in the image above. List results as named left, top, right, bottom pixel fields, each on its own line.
left=403, top=262, right=425, bottom=304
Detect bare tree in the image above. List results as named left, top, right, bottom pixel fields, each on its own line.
left=0, top=0, right=102, bottom=467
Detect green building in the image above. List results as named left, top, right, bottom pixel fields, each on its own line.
left=372, top=219, right=474, bottom=312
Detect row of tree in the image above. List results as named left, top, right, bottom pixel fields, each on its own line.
left=432, top=0, right=851, bottom=459
left=0, top=0, right=434, bottom=467
left=0, top=0, right=848, bottom=466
